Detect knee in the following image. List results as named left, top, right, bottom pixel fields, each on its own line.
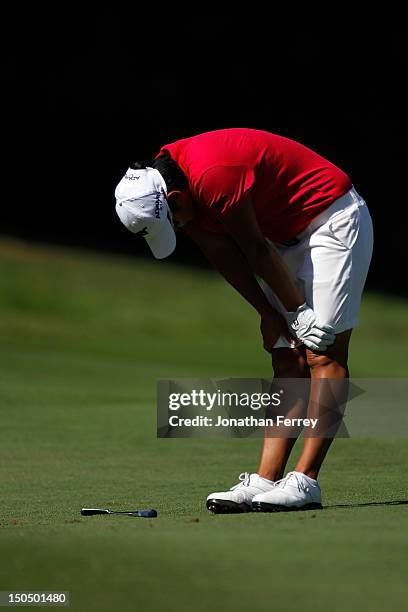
left=272, top=348, right=308, bottom=377
left=306, top=348, right=348, bottom=375
left=306, top=329, right=352, bottom=372
left=306, top=350, right=333, bottom=369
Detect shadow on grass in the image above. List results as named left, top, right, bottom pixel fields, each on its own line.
left=326, top=500, right=408, bottom=509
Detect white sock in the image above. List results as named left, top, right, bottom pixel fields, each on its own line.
left=294, top=471, right=318, bottom=483
left=257, top=474, right=275, bottom=484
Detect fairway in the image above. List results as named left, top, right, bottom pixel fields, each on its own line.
left=0, top=238, right=407, bottom=611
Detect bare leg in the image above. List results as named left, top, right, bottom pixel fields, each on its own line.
left=257, top=347, right=309, bottom=480
left=294, top=330, right=352, bottom=479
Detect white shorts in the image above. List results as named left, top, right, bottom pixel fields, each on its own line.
left=259, top=187, right=374, bottom=349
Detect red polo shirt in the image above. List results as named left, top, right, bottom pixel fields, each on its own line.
left=160, top=128, right=352, bottom=243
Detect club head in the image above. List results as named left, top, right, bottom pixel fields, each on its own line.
left=136, top=509, right=157, bottom=518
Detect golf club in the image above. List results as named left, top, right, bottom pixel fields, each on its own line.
left=81, top=507, right=157, bottom=518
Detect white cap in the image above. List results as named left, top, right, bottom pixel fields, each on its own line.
left=114, top=167, right=176, bottom=259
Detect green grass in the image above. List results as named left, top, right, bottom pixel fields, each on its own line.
left=0, top=237, right=407, bottom=612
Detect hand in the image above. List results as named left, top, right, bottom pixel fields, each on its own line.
left=260, top=309, right=296, bottom=353
left=286, top=303, right=336, bottom=352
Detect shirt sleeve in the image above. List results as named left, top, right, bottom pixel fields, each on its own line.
left=196, top=165, right=255, bottom=215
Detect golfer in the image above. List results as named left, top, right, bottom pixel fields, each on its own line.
left=114, top=128, right=373, bottom=512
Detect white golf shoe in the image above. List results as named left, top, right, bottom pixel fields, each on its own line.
left=206, top=472, right=275, bottom=513
left=252, top=471, right=322, bottom=512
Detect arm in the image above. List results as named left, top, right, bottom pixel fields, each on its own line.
left=183, top=222, right=293, bottom=350
left=215, top=197, right=336, bottom=351
left=184, top=222, right=276, bottom=316
left=215, top=196, right=304, bottom=311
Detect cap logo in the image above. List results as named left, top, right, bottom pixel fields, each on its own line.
left=124, top=173, right=141, bottom=180
left=154, top=191, right=163, bottom=219
left=134, top=227, right=149, bottom=237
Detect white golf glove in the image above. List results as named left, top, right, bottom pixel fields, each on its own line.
left=286, top=303, right=336, bottom=352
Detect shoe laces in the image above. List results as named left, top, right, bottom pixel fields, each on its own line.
left=230, top=472, right=252, bottom=490
left=274, top=471, right=310, bottom=493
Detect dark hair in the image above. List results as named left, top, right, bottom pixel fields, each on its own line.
left=130, top=152, right=188, bottom=192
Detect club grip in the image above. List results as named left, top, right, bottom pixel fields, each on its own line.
left=81, top=508, right=108, bottom=515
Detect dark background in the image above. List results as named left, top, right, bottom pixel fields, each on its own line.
left=2, top=8, right=407, bottom=294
